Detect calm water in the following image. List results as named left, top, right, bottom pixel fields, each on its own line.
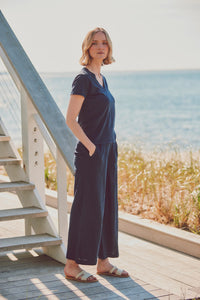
left=1, top=69, right=200, bottom=151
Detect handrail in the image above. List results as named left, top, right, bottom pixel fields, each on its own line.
left=0, top=10, right=76, bottom=175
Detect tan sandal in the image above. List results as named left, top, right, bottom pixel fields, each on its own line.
left=97, top=266, right=129, bottom=278
left=65, top=270, right=98, bottom=283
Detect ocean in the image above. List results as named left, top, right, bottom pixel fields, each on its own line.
left=1, top=69, right=200, bottom=152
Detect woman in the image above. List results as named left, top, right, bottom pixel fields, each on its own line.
left=64, top=27, right=129, bottom=283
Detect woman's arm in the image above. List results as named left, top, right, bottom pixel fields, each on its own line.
left=66, top=95, right=96, bottom=156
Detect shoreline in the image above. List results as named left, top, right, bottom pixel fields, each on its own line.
left=37, top=68, right=200, bottom=76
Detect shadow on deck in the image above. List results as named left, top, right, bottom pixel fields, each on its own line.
left=0, top=249, right=176, bottom=300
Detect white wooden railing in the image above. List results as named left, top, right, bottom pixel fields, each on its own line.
left=0, top=10, right=76, bottom=248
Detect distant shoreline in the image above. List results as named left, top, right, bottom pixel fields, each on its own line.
left=38, top=68, right=200, bottom=76
left=1, top=67, right=200, bottom=77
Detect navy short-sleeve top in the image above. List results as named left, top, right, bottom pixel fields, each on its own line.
left=71, top=67, right=116, bottom=144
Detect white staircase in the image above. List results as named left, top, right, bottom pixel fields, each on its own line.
left=0, top=10, right=77, bottom=264
left=0, top=119, right=65, bottom=258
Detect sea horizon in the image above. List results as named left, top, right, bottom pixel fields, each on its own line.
left=38, top=67, right=200, bottom=76
left=1, top=68, right=200, bottom=152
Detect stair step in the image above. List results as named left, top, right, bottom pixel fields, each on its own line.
left=0, top=207, right=48, bottom=221
left=0, top=157, right=21, bottom=165
left=0, top=181, right=35, bottom=192
left=0, top=234, right=62, bottom=252
left=0, top=134, right=10, bottom=142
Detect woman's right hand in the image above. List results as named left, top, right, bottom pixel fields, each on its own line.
left=89, top=144, right=96, bottom=157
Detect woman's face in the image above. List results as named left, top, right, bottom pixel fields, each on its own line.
left=88, top=32, right=109, bottom=62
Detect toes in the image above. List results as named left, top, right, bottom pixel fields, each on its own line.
left=122, top=270, right=129, bottom=276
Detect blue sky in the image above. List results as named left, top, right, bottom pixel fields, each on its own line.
left=1, top=0, right=200, bottom=72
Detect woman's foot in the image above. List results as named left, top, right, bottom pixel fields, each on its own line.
left=64, top=259, right=97, bottom=282
left=97, top=258, right=129, bottom=277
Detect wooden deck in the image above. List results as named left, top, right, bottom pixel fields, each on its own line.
left=1, top=192, right=200, bottom=300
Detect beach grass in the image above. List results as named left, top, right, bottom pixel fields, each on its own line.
left=43, top=144, right=200, bottom=234
left=1, top=145, right=199, bottom=234
left=117, top=143, right=200, bottom=234
left=44, top=151, right=74, bottom=196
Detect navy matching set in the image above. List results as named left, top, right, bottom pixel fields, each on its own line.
left=66, top=67, right=119, bottom=265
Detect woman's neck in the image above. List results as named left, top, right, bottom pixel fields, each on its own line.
left=86, top=61, right=102, bottom=77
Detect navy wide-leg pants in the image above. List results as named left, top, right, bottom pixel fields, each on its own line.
left=66, top=141, right=119, bottom=265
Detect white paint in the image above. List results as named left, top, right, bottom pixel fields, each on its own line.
left=21, top=87, right=45, bottom=202
left=33, top=113, right=56, bottom=160
left=56, top=148, right=68, bottom=248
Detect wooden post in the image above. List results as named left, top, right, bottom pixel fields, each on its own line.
left=56, top=148, right=68, bottom=248
left=21, top=87, right=45, bottom=235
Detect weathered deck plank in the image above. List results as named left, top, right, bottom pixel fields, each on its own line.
left=0, top=181, right=35, bottom=192
left=0, top=234, right=62, bottom=252
left=0, top=207, right=48, bottom=221
left=0, top=250, right=167, bottom=300
left=121, top=246, right=200, bottom=287
left=1, top=192, right=200, bottom=299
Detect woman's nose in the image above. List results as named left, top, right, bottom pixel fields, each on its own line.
left=98, top=43, right=104, bottom=49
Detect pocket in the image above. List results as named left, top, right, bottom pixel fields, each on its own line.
left=90, top=145, right=98, bottom=158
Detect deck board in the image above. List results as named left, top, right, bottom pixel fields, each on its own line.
left=0, top=251, right=168, bottom=300
left=121, top=246, right=200, bottom=286
left=0, top=192, right=200, bottom=299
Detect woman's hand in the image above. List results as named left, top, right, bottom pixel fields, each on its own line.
left=89, top=144, right=96, bottom=157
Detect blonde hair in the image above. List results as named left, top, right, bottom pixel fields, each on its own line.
left=79, top=27, right=115, bottom=66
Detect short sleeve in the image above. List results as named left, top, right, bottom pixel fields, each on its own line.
left=71, top=74, right=90, bottom=98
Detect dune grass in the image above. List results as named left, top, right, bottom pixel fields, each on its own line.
left=117, top=144, right=200, bottom=234
left=1, top=145, right=198, bottom=234
left=43, top=144, right=200, bottom=234
left=44, top=151, right=74, bottom=196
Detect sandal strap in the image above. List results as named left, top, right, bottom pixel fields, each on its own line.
left=76, top=270, right=92, bottom=280
left=109, top=266, right=117, bottom=274
left=109, top=266, right=124, bottom=276
left=115, top=268, right=124, bottom=276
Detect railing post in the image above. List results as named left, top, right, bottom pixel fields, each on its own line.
left=56, top=148, right=68, bottom=248
left=21, top=87, right=45, bottom=235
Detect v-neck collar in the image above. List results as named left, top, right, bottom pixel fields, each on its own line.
left=83, top=67, right=105, bottom=88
